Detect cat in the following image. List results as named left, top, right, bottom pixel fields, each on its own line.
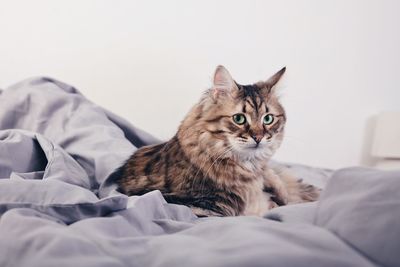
left=116, top=66, right=319, bottom=217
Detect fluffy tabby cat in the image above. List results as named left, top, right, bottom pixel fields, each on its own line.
left=116, top=66, right=319, bottom=217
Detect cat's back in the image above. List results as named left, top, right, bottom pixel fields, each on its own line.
left=123, top=141, right=168, bottom=179
left=117, top=136, right=195, bottom=195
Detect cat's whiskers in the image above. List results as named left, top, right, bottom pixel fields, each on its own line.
left=190, top=144, right=230, bottom=192
left=211, top=146, right=235, bottom=179
left=197, top=150, right=233, bottom=196
left=197, top=145, right=234, bottom=194
left=202, top=146, right=234, bottom=182
left=184, top=131, right=218, bottom=185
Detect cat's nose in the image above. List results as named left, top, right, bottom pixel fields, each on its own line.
left=251, top=134, right=264, bottom=144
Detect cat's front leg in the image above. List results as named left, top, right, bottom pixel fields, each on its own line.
left=263, top=168, right=290, bottom=206
left=269, top=166, right=321, bottom=204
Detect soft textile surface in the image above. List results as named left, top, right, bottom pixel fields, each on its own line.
left=0, top=77, right=398, bottom=267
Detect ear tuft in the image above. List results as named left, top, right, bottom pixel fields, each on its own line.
left=266, top=67, right=286, bottom=88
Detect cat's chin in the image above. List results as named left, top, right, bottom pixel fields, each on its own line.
left=232, top=145, right=274, bottom=161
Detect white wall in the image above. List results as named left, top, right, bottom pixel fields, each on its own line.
left=0, top=0, right=399, bottom=169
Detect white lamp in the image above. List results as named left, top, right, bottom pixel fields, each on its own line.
left=371, top=111, right=400, bottom=170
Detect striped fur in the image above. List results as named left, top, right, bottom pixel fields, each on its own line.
left=117, top=66, right=319, bottom=216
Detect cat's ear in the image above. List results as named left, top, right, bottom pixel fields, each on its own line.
left=265, top=67, right=286, bottom=90
left=212, top=65, right=236, bottom=99
left=213, top=65, right=234, bottom=89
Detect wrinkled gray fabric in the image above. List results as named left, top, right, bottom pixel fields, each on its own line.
left=0, top=77, right=397, bottom=267
left=315, top=168, right=400, bottom=267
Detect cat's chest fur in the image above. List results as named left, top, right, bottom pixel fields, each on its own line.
left=188, top=153, right=274, bottom=216
left=233, top=161, right=273, bottom=216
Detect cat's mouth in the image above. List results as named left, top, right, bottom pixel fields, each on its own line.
left=247, top=144, right=260, bottom=149
left=230, top=139, right=272, bottom=156
left=243, top=143, right=265, bottom=150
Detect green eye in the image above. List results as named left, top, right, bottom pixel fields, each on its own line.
left=232, top=114, right=246, bottom=125
left=263, top=114, right=274, bottom=125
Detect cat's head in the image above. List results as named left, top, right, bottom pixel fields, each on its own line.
left=179, top=65, right=286, bottom=161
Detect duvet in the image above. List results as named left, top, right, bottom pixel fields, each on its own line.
left=0, top=77, right=398, bottom=267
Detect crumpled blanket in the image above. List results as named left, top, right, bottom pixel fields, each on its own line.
left=0, top=77, right=398, bottom=267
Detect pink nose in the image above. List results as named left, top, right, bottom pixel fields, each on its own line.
left=251, top=134, right=264, bottom=144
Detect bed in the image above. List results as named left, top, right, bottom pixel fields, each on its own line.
left=0, top=77, right=398, bottom=267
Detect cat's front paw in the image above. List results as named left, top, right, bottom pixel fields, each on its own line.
left=297, top=182, right=321, bottom=202
left=270, top=190, right=289, bottom=206
left=268, top=200, right=279, bottom=209
left=272, top=168, right=321, bottom=204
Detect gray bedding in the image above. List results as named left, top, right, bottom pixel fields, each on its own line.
left=0, top=77, right=399, bottom=267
